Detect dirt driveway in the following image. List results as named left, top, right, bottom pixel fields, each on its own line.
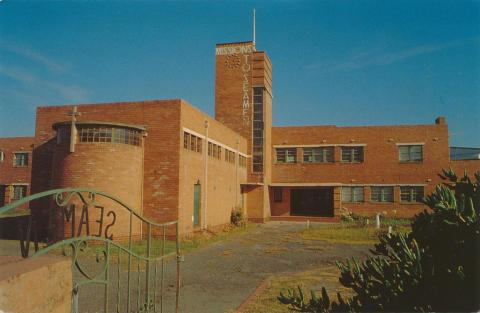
left=165, top=222, right=370, bottom=313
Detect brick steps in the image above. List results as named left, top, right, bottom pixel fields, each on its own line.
left=270, top=215, right=339, bottom=223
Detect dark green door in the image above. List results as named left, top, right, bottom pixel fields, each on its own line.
left=193, top=184, right=201, bottom=227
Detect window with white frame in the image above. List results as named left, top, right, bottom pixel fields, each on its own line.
left=341, top=186, right=364, bottom=202
left=276, top=148, right=297, bottom=163
left=341, top=146, right=364, bottom=163
left=398, top=145, right=423, bottom=162
left=400, top=186, right=424, bottom=202
left=13, top=152, right=28, bottom=167
left=303, top=147, right=334, bottom=163
left=371, top=186, right=393, bottom=202
left=12, top=185, right=27, bottom=200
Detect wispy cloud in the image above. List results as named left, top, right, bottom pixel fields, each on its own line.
left=304, top=37, right=479, bottom=73
left=0, top=41, right=67, bottom=73
left=0, top=65, right=88, bottom=103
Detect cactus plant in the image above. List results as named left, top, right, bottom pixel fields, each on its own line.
left=278, top=169, right=480, bottom=312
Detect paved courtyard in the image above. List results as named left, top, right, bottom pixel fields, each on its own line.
left=161, top=222, right=370, bottom=313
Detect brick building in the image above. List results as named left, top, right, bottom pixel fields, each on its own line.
left=0, top=40, right=479, bottom=238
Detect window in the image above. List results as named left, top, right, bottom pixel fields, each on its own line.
left=341, top=187, right=364, bottom=202
left=303, top=147, right=334, bottom=163
left=13, top=153, right=28, bottom=167
left=183, top=132, right=190, bottom=149
left=276, top=148, right=297, bottom=163
left=79, top=127, right=140, bottom=146
left=252, top=87, right=264, bottom=173
left=196, top=138, right=202, bottom=153
left=208, top=142, right=213, bottom=156
left=399, top=145, right=423, bottom=162
left=371, top=186, right=393, bottom=202
left=12, top=185, right=27, bottom=200
left=239, top=155, right=247, bottom=167
left=190, top=135, right=197, bottom=151
left=225, top=150, right=235, bottom=164
left=273, top=187, right=282, bottom=202
left=341, top=146, right=364, bottom=163
left=400, top=186, right=424, bottom=203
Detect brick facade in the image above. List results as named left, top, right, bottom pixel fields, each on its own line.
left=0, top=137, right=34, bottom=208
left=1, top=39, right=479, bottom=239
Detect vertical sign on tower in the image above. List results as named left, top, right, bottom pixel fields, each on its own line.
left=242, top=53, right=251, bottom=126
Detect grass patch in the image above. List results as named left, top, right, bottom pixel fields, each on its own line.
left=300, top=224, right=411, bottom=245
left=239, top=266, right=352, bottom=313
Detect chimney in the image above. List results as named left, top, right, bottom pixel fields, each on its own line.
left=435, top=116, right=446, bottom=125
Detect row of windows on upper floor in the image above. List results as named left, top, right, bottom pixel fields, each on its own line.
left=275, top=145, right=423, bottom=164
left=272, top=185, right=424, bottom=204
left=183, top=132, right=247, bottom=167
left=0, top=151, right=29, bottom=167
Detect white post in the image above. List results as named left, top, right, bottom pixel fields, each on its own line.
left=388, top=226, right=392, bottom=235
left=306, top=220, right=310, bottom=230
left=253, top=9, right=256, bottom=45
left=376, top=213, right=380, bottom=229
left=203, top=120, right=209, bottom=230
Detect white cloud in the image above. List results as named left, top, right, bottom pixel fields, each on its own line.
left=0, top=41, right=66, bottom=73
left=304, top=37, right=478, bottom=73
left=0, top=65, right=88, bottom=103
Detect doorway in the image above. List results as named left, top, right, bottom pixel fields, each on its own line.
left=193, top=183, right=201, bottom=227
left=290, top=188, right=333, bottom=217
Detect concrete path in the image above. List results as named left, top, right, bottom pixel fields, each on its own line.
left=162, top=222, right=370, bottom=313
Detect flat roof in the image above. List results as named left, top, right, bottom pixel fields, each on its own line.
left=52, top=121, right=146, bottom=131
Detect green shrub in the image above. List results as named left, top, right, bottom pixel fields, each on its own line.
left=230, top=208, right=245, bottom=227
left=279, top=169, right=480, bottom=312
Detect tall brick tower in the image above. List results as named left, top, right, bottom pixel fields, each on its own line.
left=214, top=41, right=273, bottom=222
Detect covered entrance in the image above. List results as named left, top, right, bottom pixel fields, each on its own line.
left=290, top=188, right=334, bottom=217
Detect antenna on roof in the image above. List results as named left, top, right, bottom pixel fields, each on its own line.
left=253, top=9, right=256, bottom=45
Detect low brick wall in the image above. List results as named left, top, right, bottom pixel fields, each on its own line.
left=0, top=256, right=72, bottom=313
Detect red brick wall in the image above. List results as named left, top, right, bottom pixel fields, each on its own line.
left=0, top=137, right=34, bottom=206
left=50, top=133, right=143, bottom=240
left=214, top=43, right=274, bottom=222
left=178, top=100, right=248, bottom=234
left=450, top=160, right=480, bottom=177
left=32, top=100, right=181, bottom=236
left=271, top=121, right=451, bottom=217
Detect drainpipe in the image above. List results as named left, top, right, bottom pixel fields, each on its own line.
left=203, top=120, right=209, bottom=230
left=235, top=139, right=239, bottom=208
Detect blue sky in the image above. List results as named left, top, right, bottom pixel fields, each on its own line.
left=0, top=0, right=479, bottom=147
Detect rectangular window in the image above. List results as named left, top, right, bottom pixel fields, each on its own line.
left=196, top=138, right=202, bottom=153
left=371, top=186, right=394, bottom=202
left=183, top=132, right=189, bottom=149
left=303, top=147, right=334, bottom=163
left=341, top=187, right=364, bottom=202
left=13, top=152, right=28, bottom=167
left=276, top=148, right=297, bottom=163
left=12, top=185, right=27, bottom=200
left=208, top=142, right=213, bottom=156
left=400, top=186, right=424, bottom=203
left=341, top=146, right=364, bottom=163
left=190, top=135, right=197, bottom=151
left=239, top=155, right=247, bottom=167
left=399, top=145, right=423, bottom=162
left=252, top=87, right=264, bottom=173
left=273, top=187, right=282, bottom=202
left=217, top=146, right=222, bottom=160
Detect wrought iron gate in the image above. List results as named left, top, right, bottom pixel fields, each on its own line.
left=0, top=188, right=181, bottom=313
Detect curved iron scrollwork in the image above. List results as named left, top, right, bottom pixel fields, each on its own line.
left=0, top=188, right=181, bottom=313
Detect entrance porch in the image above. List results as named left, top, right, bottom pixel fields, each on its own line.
left=269, top=185, right=341, bottom=219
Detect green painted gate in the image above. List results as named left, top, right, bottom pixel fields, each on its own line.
left=0, top=188, right=182, bottom=313
left=193, top=184, right=201, bottom=227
